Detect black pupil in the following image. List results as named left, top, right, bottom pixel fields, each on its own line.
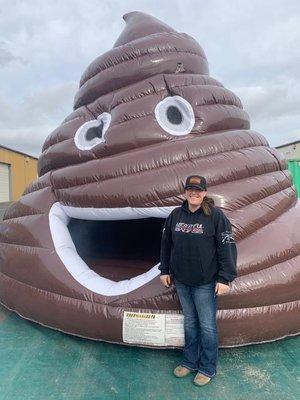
left=85, top=120, right=104, bottom=141
left=166, top=106, right=183, bottom=125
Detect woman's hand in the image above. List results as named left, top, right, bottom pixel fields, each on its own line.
left=215, top=282, right=230, bottom=295
left=160, top=274, right=171, bottom=288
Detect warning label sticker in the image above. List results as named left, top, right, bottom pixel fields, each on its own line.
left=123, top=311, right=185, bottom=347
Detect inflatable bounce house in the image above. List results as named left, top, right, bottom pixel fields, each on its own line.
left=0, top=11, right=299, bottom=348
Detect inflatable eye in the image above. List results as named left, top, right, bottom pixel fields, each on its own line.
left=74, top=112, right=111, bottom=150
left=154, top=96, right=195, bottom=136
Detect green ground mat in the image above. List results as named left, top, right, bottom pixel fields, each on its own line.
left=0, top=304, right=299, bottom=400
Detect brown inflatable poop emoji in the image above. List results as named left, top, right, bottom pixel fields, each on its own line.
left=0, top=11, right=299, bottom=348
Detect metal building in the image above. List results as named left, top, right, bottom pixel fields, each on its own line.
left=0, top=145, right=38, bottom=202
left=276, top=140, right=300, bottom=160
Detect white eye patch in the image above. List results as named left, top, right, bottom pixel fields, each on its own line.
left=74, top=112, right=111, bottom=150
left=154, top=96, right=195, bottom=136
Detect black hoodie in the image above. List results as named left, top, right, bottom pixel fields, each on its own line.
left=159, top=199, right=237, bottom=286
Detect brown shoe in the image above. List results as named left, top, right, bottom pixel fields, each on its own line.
left=193, top=372, right=211, bottom=386
left=173, top=365, right=192, bottom=377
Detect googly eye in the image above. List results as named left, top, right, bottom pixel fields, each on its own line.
left=154, top=96, right=195, bottom=136
left=74, top=112, right=111, bottom=150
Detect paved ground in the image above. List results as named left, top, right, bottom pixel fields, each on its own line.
left=0, top=303, right=299, bottom=400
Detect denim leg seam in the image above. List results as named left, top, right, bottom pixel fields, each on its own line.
left=180, top=363, right=198, bottom=371
left=197, top=369, right=216, bottom=378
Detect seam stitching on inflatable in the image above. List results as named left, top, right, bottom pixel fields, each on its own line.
left=111, top=292, right=300, bottom=310
left=23, top=184, right=51, bottom=196
left=118, top=110, right=154, bottom=123
left=42, top=115, right=87, bottom=152
left=142, top=171, right=291, bottom=209
left=237, top=252, right=300, bottom=280
left=61, top=114, right=87, bottom=126
left=0, top=241, right=49, bottom=250
left=0, top=297, right=299, bottom=347
left=42, top=106, right=249, bottom=159
left=229, top=186, right=294, bottom=215
left=1, top=271, right=299, bottom=309
left=80, top=48, right=207, bottom=86
left=232, top=190, right=297, bottom=242
left=111, top=82, right=225, bottom=107
left=52, top=145, right=276, bottom=191
left=238, top=248, right=300, bottom=279
left=5, top=171, right=291, bottom=220
left=23, top=184, right=49, bottom=195
left=3, top=211, right=45, bottom=221
left=112, top=102, right=244, bottom=128
left=227, top=181, right=292, bottom=213
left=75, top=52, right=208, bottom=107
left=40, top=129, right=266, bottom=176
left=43, top=80, right=236, bottom=151
left=43, top=110, right=96, bottom=152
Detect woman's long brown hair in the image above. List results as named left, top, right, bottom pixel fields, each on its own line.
left=202, top=195, right=215, bottom=216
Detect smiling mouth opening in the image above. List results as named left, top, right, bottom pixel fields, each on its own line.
left=68, top=217, right=165, bottom=281
left=49, top=202, right=174, bottom=296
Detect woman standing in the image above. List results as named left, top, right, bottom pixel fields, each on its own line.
left=159, top=175, right=237, bottom=386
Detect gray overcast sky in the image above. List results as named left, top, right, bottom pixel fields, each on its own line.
left=0, top=0, right=299, bottom=157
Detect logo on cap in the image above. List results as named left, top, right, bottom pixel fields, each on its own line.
left=189, top=177, right=201, bottom=184
left=184, top=175, right=207, bottom=190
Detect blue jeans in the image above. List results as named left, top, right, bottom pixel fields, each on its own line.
left=173, top=276, right=219, bottom=378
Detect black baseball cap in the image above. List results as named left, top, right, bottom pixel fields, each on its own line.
left=184, top=175, right=207, bottom=191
